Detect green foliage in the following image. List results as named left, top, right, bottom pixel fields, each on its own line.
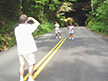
left=87, top=0, right=108, bottom=35
left=69, top=0, right=77, bottom=2
left=67, top=2, right=73, bottom=5
left=0, top=20, right=55, bottom=52
left=0, top=20, right=17, bottom=52
left=0, top=0, right=77, bottom=52
left=33, top=21, right=55, bottom=38
left=39, top=21, right=54, bottom=32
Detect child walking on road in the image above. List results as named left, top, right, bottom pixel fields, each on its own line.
left=55, top=21, right=62, bottom=39
left=68, top=23, right=74, bottom=40
left=14, top=14, right=40, bottom=81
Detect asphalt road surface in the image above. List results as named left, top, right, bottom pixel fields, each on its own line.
left=0, top=27, right=108, bottom=81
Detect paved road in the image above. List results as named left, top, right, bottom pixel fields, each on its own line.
left=0, top=27, right=108, bottom=81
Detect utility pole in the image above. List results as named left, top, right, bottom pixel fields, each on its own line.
left=91, top=0, right=94, bottom=12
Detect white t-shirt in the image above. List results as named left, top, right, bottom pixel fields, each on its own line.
left=69, top=26, right=74, bottom=32
left=15, top=23, right=39, bottom=55
left=55, top=23, right=60, bottom=29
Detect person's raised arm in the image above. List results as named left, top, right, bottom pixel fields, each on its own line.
left=72, top=26, right=74, bottom=30
left=68, top=26, right=70, bottom=29
left=26, top=17, right=40, bottom=27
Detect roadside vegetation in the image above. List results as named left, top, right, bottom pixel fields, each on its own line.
left=86, top=0, right=108, bottom=35
left=0, top=21, right=55, bottom=52
left=0, top=0, right=108, bottom=52
left=0, top=0, right=76, bottom=52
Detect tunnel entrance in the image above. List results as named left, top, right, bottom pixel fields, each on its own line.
left=58, top=0, right=91, bottom=26
left=65, top=9, right=88, bottom=26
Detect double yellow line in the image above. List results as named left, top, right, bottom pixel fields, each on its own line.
left=24, top=38, right=66, bottom=81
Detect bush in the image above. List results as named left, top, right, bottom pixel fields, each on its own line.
left=86, top=0, right=108, bottom=35
left=33, top=21, right=55, bottom=38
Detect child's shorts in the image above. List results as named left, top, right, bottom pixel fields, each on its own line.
left=69, top=30, right=74, bottom=33
left=55, top=28, right=61, bottom=34
left=19, top=53, right=35, bottom=66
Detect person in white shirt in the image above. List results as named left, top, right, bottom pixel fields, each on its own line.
left=55, top=21, right=62, bottom=39
left=68, top=23, right=74, bottom=40
left=14, top=14, right=40, bottom=81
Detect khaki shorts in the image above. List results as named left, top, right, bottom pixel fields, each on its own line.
left=19, top=53, right=35, bottom=66
left=55, top=28, right=61, bottom=34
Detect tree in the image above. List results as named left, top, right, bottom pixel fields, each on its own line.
left=91, top=0, right=94, bottom=12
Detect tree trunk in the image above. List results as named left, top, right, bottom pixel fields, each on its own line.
left=91, top=0, right=94, bottom=12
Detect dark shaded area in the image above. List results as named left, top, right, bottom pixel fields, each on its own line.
left=65, top=9, right=89, bottom=26
left=62, top=0, right=91, bottom=26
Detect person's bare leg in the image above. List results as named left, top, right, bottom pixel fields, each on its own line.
left=56, top=34, right=58, bottom=39
left=70, top=33, right=72, bottom=38
left=29, top=64, right=35, bottom=76
left=59, top=33, right=62, bottom=38
left=69, top=33, right=72, bottom=40
left=28, top=64, right=35, bottom=81
left=19, top=65, right=25, bottom=76
left=72, top=33, right=74, bottom=40
left=59, top=33, right=61, bottom=36
left=56, top=34, right=57, bottom=37
left=72, top=33, right=74, bottom=38
left=19, top=65, right=25, bottom=81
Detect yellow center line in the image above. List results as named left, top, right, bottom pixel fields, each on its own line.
left=24, top=38, right=64, bottom=81
left=33, top=38, right=66, bottom=80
